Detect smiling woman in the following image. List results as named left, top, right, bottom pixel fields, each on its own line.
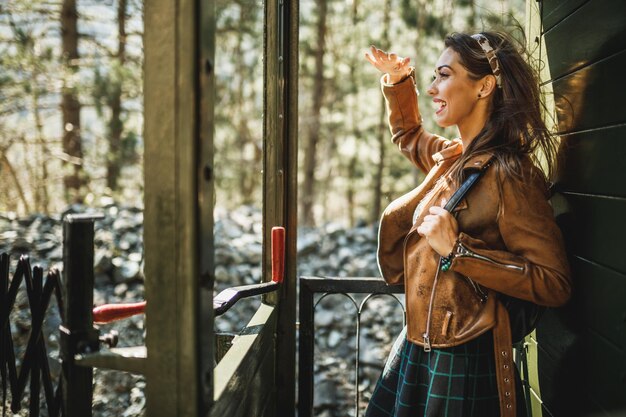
left=363, top=31, right=571, bottom=417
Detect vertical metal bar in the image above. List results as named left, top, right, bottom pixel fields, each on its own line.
left=355, top=308, right=362, bottom=417
left=1, top=253, right=8, bottom=414
left=29, top=266, right=43, bottom=417
left=61, top=214, right=99, bottom=417
left=50, top=269, right=63, bottom=417
left=40, top=271, right=58, bottom=411
left=298, top=279, right=314, bottom=417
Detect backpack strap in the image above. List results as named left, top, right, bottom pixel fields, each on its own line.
left=443, top=157, right=494, bottom=213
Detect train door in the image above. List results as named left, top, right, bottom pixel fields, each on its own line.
left=142, top=0, right=298, bottom=415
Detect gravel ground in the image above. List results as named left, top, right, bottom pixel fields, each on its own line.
left=1, top=204, right=405, bottom=417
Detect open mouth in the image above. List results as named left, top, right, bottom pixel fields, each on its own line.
left=435, top=99, right=447, bottom=115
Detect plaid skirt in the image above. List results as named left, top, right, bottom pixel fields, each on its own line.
left=365, top=327, right=526, bottom=417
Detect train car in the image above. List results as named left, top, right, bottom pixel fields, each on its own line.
left=1, top=0, right=625, bottom=416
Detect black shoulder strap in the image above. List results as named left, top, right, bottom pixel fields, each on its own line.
left=443, top=158, right=493, bottom=213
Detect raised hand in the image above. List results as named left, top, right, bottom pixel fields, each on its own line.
left=365, top=45, right=411, bottom=84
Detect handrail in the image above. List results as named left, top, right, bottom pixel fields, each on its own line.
left=298, top=276, right=405, bottom=417
left=90, top=226, right=286, bottom=323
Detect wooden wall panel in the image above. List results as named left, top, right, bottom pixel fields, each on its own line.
left=557, top=126, right=626, bottom=197
left=537, top=327, right=623, bottom=416
left=552, top=50, right=626, bottom=133
left=542, top=0, right=589, bottom=32
left=569, top=258, right=626, bottom=349
left=544, top=0, right=626, bottom=79
left=538, top=0, right=626, bottom=415
left=559, top=194, right=626, bottom=275
left=536, top=258, right=625, bottom=367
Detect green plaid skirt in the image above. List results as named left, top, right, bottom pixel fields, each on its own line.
left=365, top=327, right=526, bottom=417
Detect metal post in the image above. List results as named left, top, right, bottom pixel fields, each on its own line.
left=298, top=278, right=314, bottom=417
left=60, top=213, right=102, bottom=417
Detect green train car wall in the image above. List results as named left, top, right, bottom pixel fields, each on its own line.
left=530, top=0, right=626, bottom=416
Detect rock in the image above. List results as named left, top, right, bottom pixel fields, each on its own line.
left=95, top=249, right=113, bottom=273
left=297, top=233, right=319, bottom=256
left=214, top=265, right=230, bottom=283
left=11, top=236, right=33, bottom=252
left=0, top=230, right=18, bottom=241
left=115, top=283, right=129, bottom=296
left=113, top=259, right=140, bottom=282
left=314, top=379, right=337, bottom=408
left=327, top=330, right=342, bottom=348
left=315, top=310, right=335, bottom=327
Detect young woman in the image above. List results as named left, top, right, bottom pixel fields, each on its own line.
left=363, top=31, right=571, bottom=417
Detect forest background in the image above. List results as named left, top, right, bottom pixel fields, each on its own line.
left=0, top=0, right=525, bottom=227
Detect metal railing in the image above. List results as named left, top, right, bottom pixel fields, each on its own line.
left=298, top=276, right=535, bottom=417
left=2, top=217, right=286, bottom=417
left=1, top=254, right=64, bottom=417
left=298, top=276, right=405, bottom=417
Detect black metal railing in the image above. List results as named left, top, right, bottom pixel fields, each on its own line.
left=298, top=276, right=535, bottom=417
left=1, top=254, right=64, bottom=417
left=298, top=276, right=405, bottom=417
left=1, top=214, right=107, bottom=417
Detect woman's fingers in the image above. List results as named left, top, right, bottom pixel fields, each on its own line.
left=366, top=45, right=411, bottom=76
left=370, top=45, right=401, bottom=63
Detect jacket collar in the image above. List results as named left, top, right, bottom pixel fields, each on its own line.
left=431, top=139, right=494, bottom=172
left=462, top=152, right=494, bottom=171
left=432, top=139, right=463, bottom=164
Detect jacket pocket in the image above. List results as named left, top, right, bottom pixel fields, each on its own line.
left=441, top=310, right=453, bottom=336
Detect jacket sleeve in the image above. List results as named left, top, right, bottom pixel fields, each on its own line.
left=449, top=166, right=571, bottom=307
left=381, top=70, right=449, bottom=174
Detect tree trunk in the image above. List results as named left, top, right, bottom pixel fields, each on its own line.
left=107, top=0, right=127, bottom=191
left=371, top=0, right=392, bottom=224
left=343, top=0, right=360, bottom=227
left=33, top=74, right=50, bottom=214
left=300, top=0, right=327, bottom=226
left=235, top=0, right=253, bottom=204
left=346, top=155, right=357, bottom=227
left=468, top=0, right=477, bottom=28
left=61, top=0, right=84, bottom=202
left=411, top=0, right=427, bottom=187
left=1, top=149, right=31, bottom=213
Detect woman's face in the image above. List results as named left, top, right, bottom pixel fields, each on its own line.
left=427, top=47, right=482, bottom=129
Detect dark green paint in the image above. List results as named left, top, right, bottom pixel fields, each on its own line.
left=568, top=257, right=626, bottom=349
left=538, top=325, right=624, bottom=415
left=558, top=193, right=626, bottom=275
left=552, top=49, right=626, bottom=134
left=557, top=126, right=626, bottom=198
left=542, top=0, right=588, bottom=32
left=539, top=0, right=626, bottom=415
left=544, top=0, right=626, bottom=79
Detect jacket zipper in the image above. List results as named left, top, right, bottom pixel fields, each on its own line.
left=465, top=276, right=488, bottom=303
left=422, top=260, right=441, bottom=352
left=454, top=241, right=524, bottom=272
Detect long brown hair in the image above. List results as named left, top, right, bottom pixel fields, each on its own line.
left=443, top=30, right=558, bottom=184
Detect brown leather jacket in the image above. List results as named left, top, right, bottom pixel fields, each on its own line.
left=377, top=73, right=571, bottom=416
